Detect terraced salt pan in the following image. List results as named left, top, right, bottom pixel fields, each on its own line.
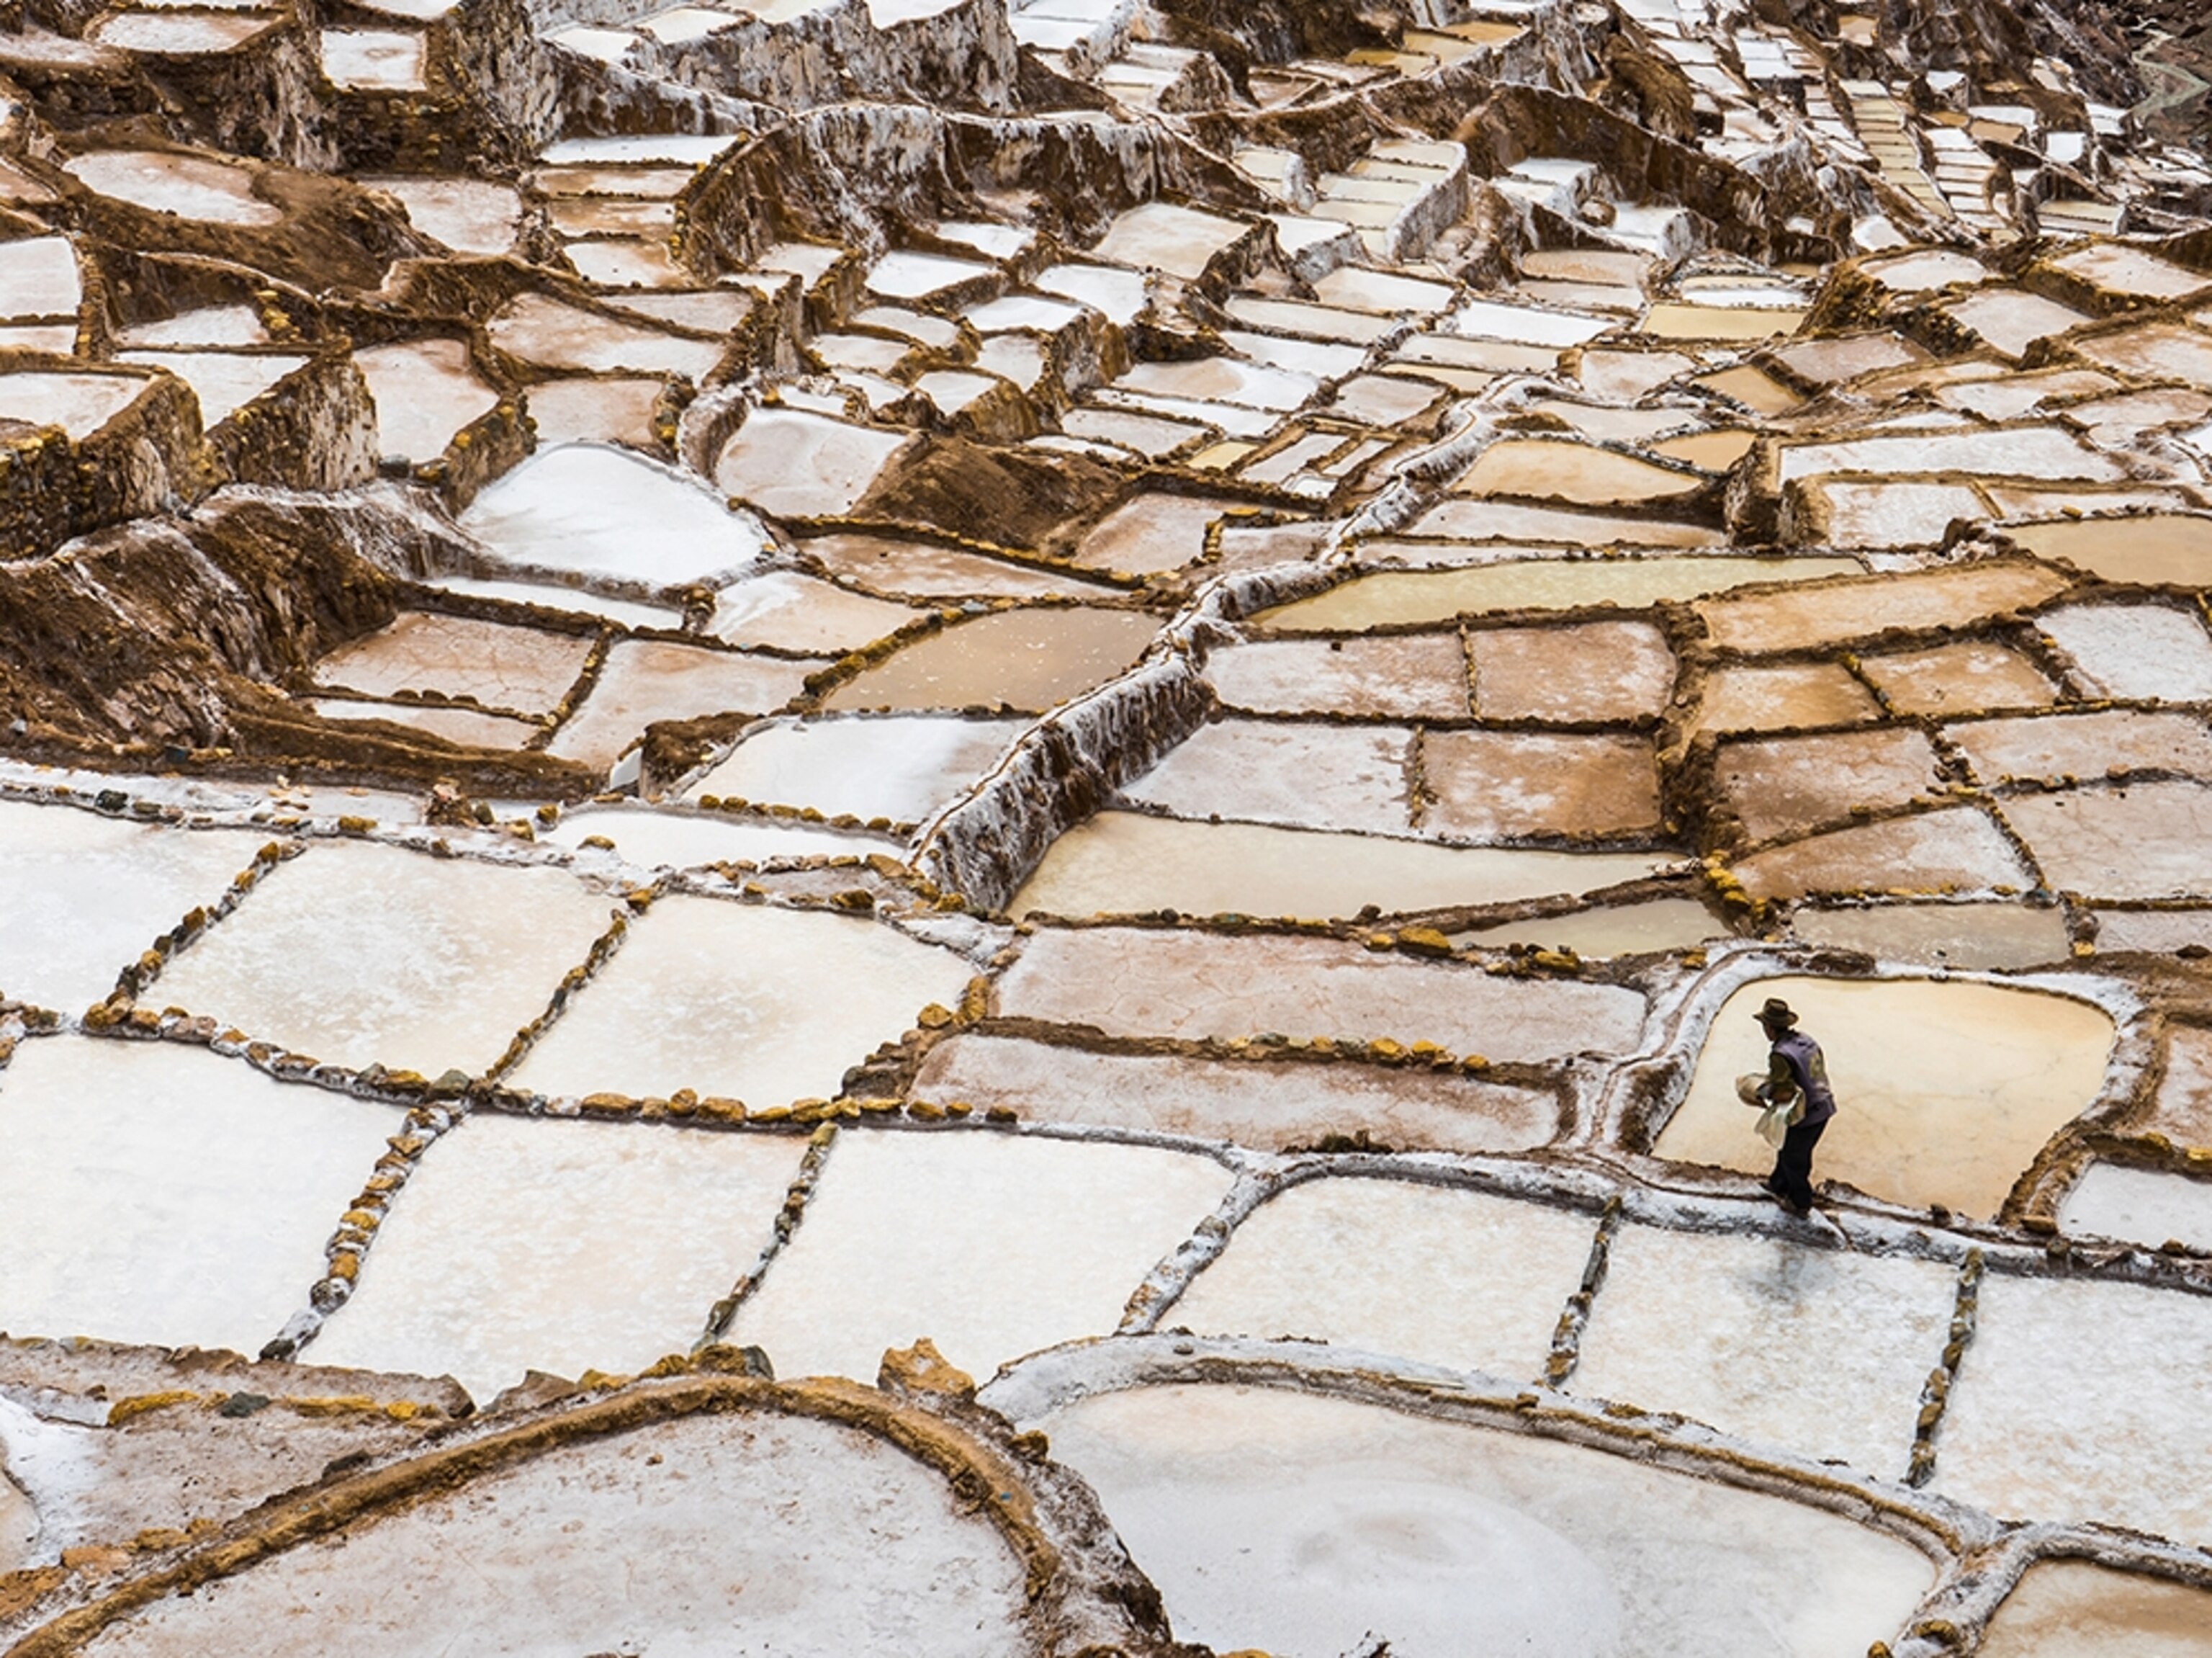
left=310, top=699, right=534, bottom=748
left=1090, top=201, right=1250, bottom=279
left=78, top=1409, right=1028, bottom=1658
left=91, top=11, right=274, bottom=52
left=1453, top=439, right=1704, bottom=506
left=912, top=1034, right=1557, bottom=1153
left=309, top=1114, right=803, bottom=1401
left=63, top=150, right=279, bottom=225
left=548, top=640, right=820, bottom=768
left=1573, top=1226, right=1956, bottom=1476
left=1073, top=492, right=1246, bottom=574
left=1406, top=498, right=1730, bottom=548
left=1949, top=709, right=2212, bottom=786
left=1421, top=730, right=1661, bottom=841
left=2038, top=604, right=2212, bottom=701
left=1936, top=1273, right=2212, bottom=1545
left=1124, top=720, right=1413, bottom=835
left=2008, top=520, right=2212, bottom=593
left=510, top=895, right=971, bottom=1106
left=153, top=840, right=615, bottom=1076
left=487, top=292, right=725, bottom=378
left=824, top=606, right=1159, bottom=714
left=1460, top=897, right=1725, bottom=956
left=1206, top=635, right=1471, bottom=719
left=714, top=408, right=912, bottom=519
left=547, top=807, right=896, bottom=869
left=0, top=371, right=148, bottom=440
left=997, top=926, right=1646, bottom=1060
left=461, top=444, right=770, bottom=598
left=1733, top=807, right=2031, bottom=902
left=1259, top=557, right=1856, bottom=630
left=116, top=303, right=265, bottom=348
left=0, top=802, right=261, bottom=1011
left=804, top=532, right=1100, bottom=601
left=729, top=1132, right=1234, bottom=1383
left=1858, top=640, right=2057, bottom=715
left=1716, top=726, right=1943, bottom=844
left=1691, top=663, right=1881, bottom=735
left=353, top=338, right=496, bottom=462
left=1696, top=562, right=2071, bottom=653
left=709, top=570, right=920, bottom=653
left=312, top=611, right=592, bottom=714
left=2059, top=1162, right=2212, bottom=1249
left=115, top=349, right=304, bottom=426
left=0, top=238, right=79, bottom=318
left=364, top=175, right=519, bottom=255
left=2093, top=908, right=2212, bottom=957
left=1012, top=813, right=1668, bottom=923
left=1979, top=1560, right=2212, bottom=1658
left=0, top=1036, right=397, bottom=1355
left=1790, top=902, right=2072, bottom=969
left=1034, top=1385, right=1935, bottom=1658
left=2002, top=782, right=2212, bottom=900
left=1178, top=1180, right=1596, bottom=1378
left=688, top=714, right=1020, bottom=824
left=319, top=28, right=428, bottom=91
left=1657, top=976, right=2115, bottom=1217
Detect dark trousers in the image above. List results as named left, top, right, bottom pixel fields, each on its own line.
left=1767, top=1116, right=1829, bottom=1210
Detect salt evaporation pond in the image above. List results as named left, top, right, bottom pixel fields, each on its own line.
left=687, top=714, right=1022, bottom=825
left=1571, top=1225, right=1956, bottom=1477
left=713, top=407, right=912, bottom=519
left=912, top=1034, right=1559, bottom=1153
left=2058, top=1162, right=2212, bottom=1250
left=729, top=1132, right=1234, bottom=1382
left=1012, top=811, right=1668, bottom=920
left=1257, top=556, right=1859, bottom=629
left=308, top=1114, right=804, bottom=1402
left=546, top=807, right=899, bottom=869
left=507, top=895, right=972, bottom=1107
left=708, top=571, right=922, bottom=654
left=1174, top=1180, right=1597, bottom=1378
left=994, top=927, right=1647, bottom=1063
left=1978, top=1560, right=2212, bottom=1658
left=1459, top=897, right=1725, bottom=956
left=822, top=606, right=1159, bottom=713
left=1935, top=1272, right=2212, bottom=1545
left=460, top=444, right=770, bottom=597
left=75, top=1410, right=1030, bottom=1658
left=152, top=840, right=614, bottom=1077
left=0, top=801, right=262, bottom=1011
left=1031, top=1384, right=1936, bottom=1658
left=1656, top=977, right=2116, bottom=1216
left=1788, top=902, right=2072, bottom=970
left=0, top=1036, right=398, bottom=1355
left=61, top=149, right=279, bottom=225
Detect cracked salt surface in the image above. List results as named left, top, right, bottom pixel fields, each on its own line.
left=1035, top=1384, right=1935, bottom=1658
left=2058, top=1162, right=2212, bottom=1250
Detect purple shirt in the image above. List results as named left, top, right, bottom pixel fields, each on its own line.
left=1769, top=1031, right=1836, bottom=1126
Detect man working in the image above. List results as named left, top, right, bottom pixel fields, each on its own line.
left=1755, top=996, right=1835, bottom=1216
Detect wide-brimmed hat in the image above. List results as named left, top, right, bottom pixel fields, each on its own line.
left=1755, top=997, right=1798, bottom=1029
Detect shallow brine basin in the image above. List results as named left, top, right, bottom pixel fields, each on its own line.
left=729, top=1132, right=1235, bottom=1384
left=1656, top=976, right=2115, bottom=1218
left=307, top=1112, right=804, bottom=1403
left=1012, top=812, right=1668, bottom=922
left=63, top=149, right=279, bottom=225
left=74, top=1404, right=1030, bottom=1658
left=1259, top=557, right=1857, bottom=630
left=0, top=1035, right=398, bottom=1356
left=1029, top=1384, right=1934, bottom=1658
left=823, top=606, right=1159, bottom=714
left=1177, top=1180, right=1596, bottom=1379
